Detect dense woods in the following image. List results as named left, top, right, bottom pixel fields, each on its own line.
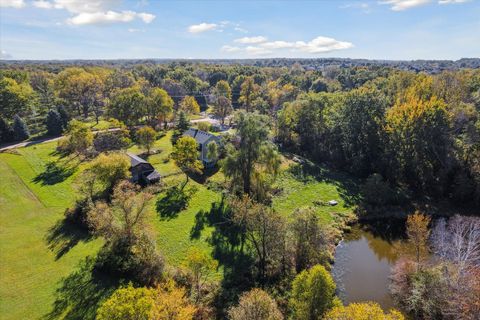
left=1, top=61, right=479, bottom=320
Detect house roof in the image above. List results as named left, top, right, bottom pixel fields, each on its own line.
left=127, top=152, right=149, bottom=167
left=146, top=170, right=161, bottom=181
left=183, top=128, right=219, bottom=145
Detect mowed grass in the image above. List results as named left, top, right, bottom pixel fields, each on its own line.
left=0, top=144, right=102, bottom=320
left=0, top=130, right=355, bottom=319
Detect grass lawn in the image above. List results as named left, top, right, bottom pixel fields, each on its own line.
left=0, top=144, right=102, bottom=320
left=0, top=130, right=356, bottom=319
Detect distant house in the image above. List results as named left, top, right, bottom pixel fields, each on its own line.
left=183, top=128, right=221, bottom=168
left=127, top=152, right=161, bottom=184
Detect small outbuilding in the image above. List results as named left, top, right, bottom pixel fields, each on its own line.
left=127, top=152, right=161, bottom=184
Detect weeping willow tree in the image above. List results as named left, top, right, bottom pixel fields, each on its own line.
left=222, top=111, right=281, bottom=202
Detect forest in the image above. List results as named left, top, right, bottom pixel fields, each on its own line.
left=1, top=61, right=479, bottom=320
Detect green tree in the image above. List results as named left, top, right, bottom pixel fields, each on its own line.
left=83, top=152, right=131, bottom=195
left=183, top=247, right=218, bottom=303
left=222, top=112, right=280, bottom=198
left=59, top=120, right=93, bottom=155
left=214, top=96, right=233, bottom=125
left=176, top=111, right=190, bottom=132
left=385, top=95, right=451, bottom=194
left=108, top=86, right=146, bottom=126
left=206, top=141, right=219, bottom=163
left=12, top=115, right=29, bottom=141
left=171, top=136, right=203, bottom=185
left=289, top=265, right=338, bottom=320
left=215, top=80, right=232, bottom=100
left=291, top=207, right=330, bottom=272
left=147, top=88, right=174, bottom=128
left=228, top=288, right=283, bottom=320
left=324, top=302, right=404, bottom=320
left=45, top=109, right=63, bottom=136
left=179, top=96, right=200, bottom=115
left=0, top=77, right=34, bottom=119
left=239, top=77, right=258, bottom=112
left=0, top=117, right=14, bottom=142
left=137, top=126, right=157, bottom=154
left=97, top=284, right=154, bottom=320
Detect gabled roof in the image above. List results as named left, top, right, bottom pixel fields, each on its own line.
left=146, top=170, right=161, bottom=181
left=183, top=128, right=219, bottom=145
left=127, top=152, right=149, bottom=167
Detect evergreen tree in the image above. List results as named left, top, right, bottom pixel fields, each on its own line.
left=45, top=109, right=63, bottom=136
left=177, top=111, right=190, bottom=132
left=57, top=105, right=70, bottom=129
left=0, top=117, right=14, bottom=142
left=12, top=115, right=29, bottom=141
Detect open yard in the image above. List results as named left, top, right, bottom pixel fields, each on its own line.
left=0, top=131, right=354, bottom=320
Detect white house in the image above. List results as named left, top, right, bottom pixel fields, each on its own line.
left=183, top=128, right=221, bottom=168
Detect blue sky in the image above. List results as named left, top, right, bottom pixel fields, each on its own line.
left=0, top=0, right=479, bottom=60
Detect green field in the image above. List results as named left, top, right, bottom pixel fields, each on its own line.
left=0, top=132, right=354, bottom=320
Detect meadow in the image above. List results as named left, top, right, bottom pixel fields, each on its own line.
left=0, top=131, right=354, bottom=320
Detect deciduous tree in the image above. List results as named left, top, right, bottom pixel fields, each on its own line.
left=137, top=126, right=157, bottom=155
left=228, top=288, right=283, bottom=320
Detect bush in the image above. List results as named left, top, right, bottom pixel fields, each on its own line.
left=45, top=109, right=63, bottom=136
left=12, top=114, right=29, bottom=141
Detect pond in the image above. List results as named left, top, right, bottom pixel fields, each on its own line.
left=332, top=220, right=406, bottom=310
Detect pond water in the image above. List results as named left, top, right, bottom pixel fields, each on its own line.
left=332, top=221, right=405, bottom=310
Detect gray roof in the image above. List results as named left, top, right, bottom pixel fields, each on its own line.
left=146, top=170, right=161, bottom=181
left=183, top=128, right=219, bottom=145
left=127, top=152, right=148, bottom=167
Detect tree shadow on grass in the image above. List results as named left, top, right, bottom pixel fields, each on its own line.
left=46, top=217, right=93, bottom=260
left=190, top=198, right=255, bottom=316
left=287, top=160, right=362, bottom=208
left=33, top=160, right=77, bottom=185
left=155, top=185, right=197, bottom=220
left=43, top=257, right=121, bottom=320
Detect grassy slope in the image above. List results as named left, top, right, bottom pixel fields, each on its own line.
left=0, top=131, right=354, bottom=319
left=0, top=144, right=102, bottom=320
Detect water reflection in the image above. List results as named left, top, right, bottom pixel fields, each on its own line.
left=332, top=220, right=405, bottom=310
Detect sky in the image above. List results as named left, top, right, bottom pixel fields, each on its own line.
left=0, top=0, right=479, bottom=60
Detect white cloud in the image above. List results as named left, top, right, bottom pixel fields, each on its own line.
left=245, top=46, right=272, bottom=56
left=438, top=0, right=469, bottom=3
left=380, top=0, right=431, bottom=10
left=32, top=0, right=53, bottom=8
left=260, top=40, right=295, bottom=49
left=188, top=23, right=218, bottom=33
left=0, top=0, right=25, bottom=8
left=128, top=28, right=145, bottom=33
left=221, top=45, right=241, bottom=53
left=30, top=0, right=155, bottom=25
left=259, top=36, right=353, bottom=53
left=67, top=10, right=154, bottom=25
left=234, top=36, right=268, bottom=44
left=0, top=50, right=13, bottom=59
left=222, top=35, right=353, bottom=56
left=234, top=26, right=248, bottom=33
left=340, top=2, right=372, bottom=13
